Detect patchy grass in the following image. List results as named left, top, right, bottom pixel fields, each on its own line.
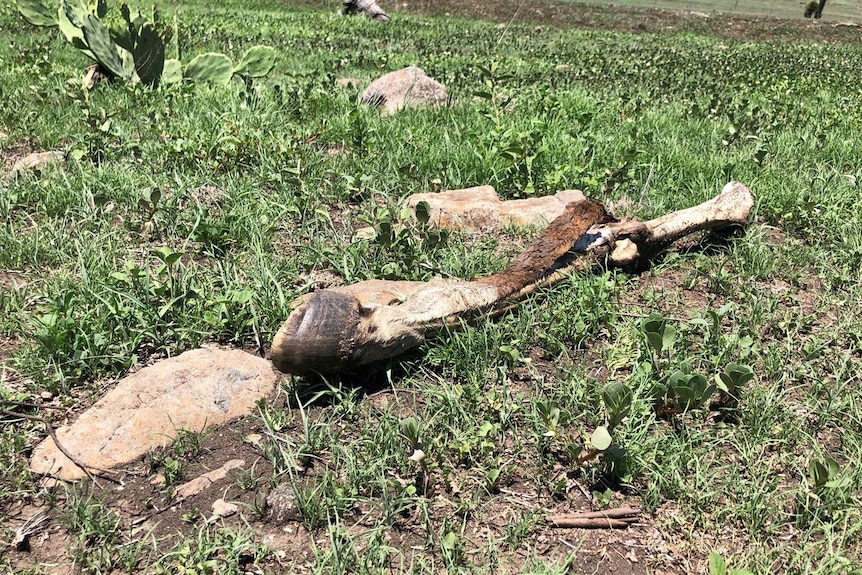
left=1, top=0, right=861, bottom=573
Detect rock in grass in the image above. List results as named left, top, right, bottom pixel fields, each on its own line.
left=173, top=459, right=246, bottom=500
left=11, top=151, right=64, bottom=173
left=266, top=483, right=300, bottom=524
left=405, top=186, right=587, bottom=231
left=211, top=498, right=239, bottom=518
left=361, top=66, right=448, bottom=115
left=29, top=348, right=279, bottom=481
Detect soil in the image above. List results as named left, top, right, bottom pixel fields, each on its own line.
left=290, top=0, right=862, bottom=44
left=0, top=141, right=30, bottom=174
left=5, top=403, right=666, bottom=574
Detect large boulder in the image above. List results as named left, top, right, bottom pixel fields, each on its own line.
left=30, top=347, right=279, bottom=480
left=361, top=66, right=448, bottom=115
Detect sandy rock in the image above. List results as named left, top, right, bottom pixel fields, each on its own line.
left=211, top=498, right=239, bottom=518
left=361, top=66, right=448, bottom=115
left=266, top=483, right=300, bottom=524
left=404, top=185, right=587, bottom=231
left=243, top=433, right=264, bottom=448
left=30, top=348, right=279, bottom=480
left=11, top=151, right=64, bottom=173
left=174, top=459, right=246, bottom=500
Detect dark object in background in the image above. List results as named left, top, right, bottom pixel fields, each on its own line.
left=804, top=0, right=826, bottom=18
left=815, top=0, right=827, bottom=18
left=343, top=0, right=390, bottom=21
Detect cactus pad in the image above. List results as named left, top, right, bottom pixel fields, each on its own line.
left=185, top=53, right=233, bottom=85
left=233, top=46, right=277, bottom=78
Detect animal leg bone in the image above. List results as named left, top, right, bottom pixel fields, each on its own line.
left=271, top=182, right=754, bottom=376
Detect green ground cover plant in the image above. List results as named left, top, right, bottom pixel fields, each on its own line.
left=1, top=0, right=861, bottom=572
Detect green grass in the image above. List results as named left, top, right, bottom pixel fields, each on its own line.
left=1, top=0, right=862, bottom=573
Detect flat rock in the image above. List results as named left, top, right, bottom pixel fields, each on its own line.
left=174, top=459, right=246, bottom=500
left=361, top=66, right=448, bottom=115
left=11, top=151, right=64, bottom=173
left=30, top=348, right=279, bottom=480
left=405, top=185, right=587, bottom=231
left=211, top=498, right=239, bottom=518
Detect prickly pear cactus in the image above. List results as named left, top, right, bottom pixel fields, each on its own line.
left=133, top=21, right=165, bottom=86
left=184, top=53, right=234, bottom=85
left=16, top=0, right=58, bottom=26
left=86, top=0, right=106, bottom=18
left=17, top=0, right=276, bottom=88
left=161, top=58, right=182, bottom=84
left=233, top=46, right=277, bottom=78
left=82, top=13, right=132, bottom=80
left=58, top=0, right=94, bottom=59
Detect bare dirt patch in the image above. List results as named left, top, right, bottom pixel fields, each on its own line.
left=0, top=271, right=27, bottom=290
left=0, top=335, right=21, bottom=362
left=0, top=140, right=30, bottom=174
left=289, top=0, right=862, bottom=43
left=5, top=394, right=673, bottom=574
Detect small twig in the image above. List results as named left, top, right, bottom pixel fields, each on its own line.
left=131, top=504, right=171, bottom=526
left=550, top=516, right=632, bottom=529
left=54, top=353, right=131, bottom=367
left=560, top=507, right=640, bottom=520
left=2, top=400, right=66, bottom=411
left=548, top=506, right=640, bottom=529
left=571, top=479, right=592, bottom=503
left=576, top=447, right=601, bottom=466
left=0, top=408, right=120, bottom=485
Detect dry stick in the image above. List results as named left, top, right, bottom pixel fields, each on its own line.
left=131, top=502, right=175, bottom=526
left=3, top=400, right=67, bottom=411
left=0, top=408, right=121, bottom=485
left=549, top=517, right=633, bottom=529
left=559, top=507, right=640, bottom=519
left=549, top=507, right=641, bottom=529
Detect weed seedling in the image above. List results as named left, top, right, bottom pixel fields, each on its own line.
left=709, top=551, right=754, bottom=575
left=401, top=416, right=431, bottom=495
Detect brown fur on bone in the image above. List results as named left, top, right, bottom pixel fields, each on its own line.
left=272, top=200, right=606, bottom=375
left=271, top=182, right=754, bottom=376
